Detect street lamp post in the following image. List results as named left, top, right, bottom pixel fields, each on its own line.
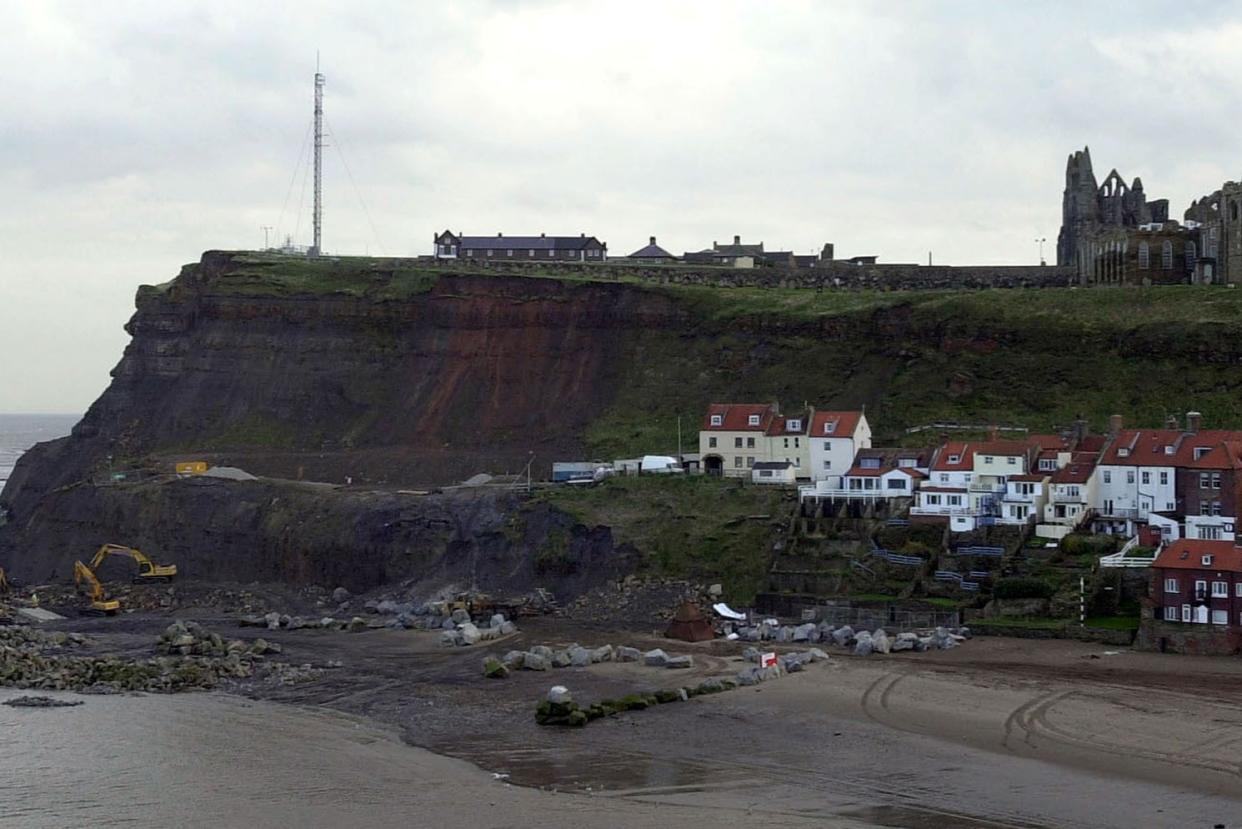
left=1035, top=237, right=1047, bottom=266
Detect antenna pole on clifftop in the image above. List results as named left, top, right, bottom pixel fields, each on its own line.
left=311, top=56, right=324, bottom=257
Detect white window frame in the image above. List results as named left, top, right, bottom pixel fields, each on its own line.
left=1163, top=577, right=1179, bottom=593
left=787, top=419, right=801, bottom=431
left=1164, top=606, right=1178, bottom=621
left=1182, top=604, right=1192, bottom=622
left=748, top=414, right=760, bottom=426
left=710, top=414, right=722, bottom=426
left=1235, top=583, right=1242, bottom=598
left=1212, top=580, right=1229, bottom=598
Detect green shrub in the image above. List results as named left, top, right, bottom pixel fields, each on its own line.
left=993, top=577, right=1055, bottom=599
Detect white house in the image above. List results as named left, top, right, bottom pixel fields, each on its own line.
left=1036, top=451, right=1100, bottom=539
left=1093, top=428, right=1192, bottom=535
left=999, top=473, right=1050, bottom=526
left=911, top=441, right=974, bottom=527
left=698, top=403, right=811, bottom=479
left=807, top=411, right=871, bottom=485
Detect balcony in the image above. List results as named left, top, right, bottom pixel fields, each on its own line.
left=910, top=505, right=975, bottom=517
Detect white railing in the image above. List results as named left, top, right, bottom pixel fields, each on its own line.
left=910, top=505, right=974, bottom=517
left=799, top=485, right=903, bottom=501
left=1099, top=536, right=1156, bottom=568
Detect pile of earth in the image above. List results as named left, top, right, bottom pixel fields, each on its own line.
left=562, top=578, right=708, bottom=625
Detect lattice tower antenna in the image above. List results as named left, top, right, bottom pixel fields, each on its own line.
left=311, top=58, right=324, bottom=257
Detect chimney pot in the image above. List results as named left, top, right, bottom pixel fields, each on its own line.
left=497, top=232, right=503, bottom=237
left=540, top=232, right=545, bottom=238
left=649, top=236, right=656, bottom=245
left=1187, top=411, right=1202, bottom=434
left=734, top=235, right=741, bottom=245
left=1108, top=414, right=1123, bottom=436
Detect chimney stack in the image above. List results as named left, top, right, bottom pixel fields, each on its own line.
left=1165, top=415, right=1179, bottom=429
left=540, top=232, right=545, bottom=238
left=1187, top=411, right=1202, bottom=434
left=988, top=425, right=999, bottom=441
left=649, top=236, right=656, bottom=246
left=1108, top=414, right=1123, bottom=437
left=734, top=234, right=741, bottom=245
left=497, top=232, right=503, bottom=237
left=1072, top=418, right=1088, bottom=445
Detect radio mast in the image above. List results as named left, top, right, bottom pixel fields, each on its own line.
left=310, top=58, right=324, bottom=257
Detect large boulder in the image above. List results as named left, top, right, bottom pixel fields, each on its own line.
left=264, top=611, right=282, bottom=630
left=590, top=645, right=614, bottom=663
left=568, top=646, right=592, bottom=667
left=616, top=646, right=642, bottom=663
left=551, top=650, right=573, bottom=668
left=450, top=608, right=471, bottom=625
left=523, top=652, right=550, bottom=671
left=331, top=587, right=351, bottom=604
left=346, top=616, right=368, bottom=632
left=440, top=630, right=463, bottom=647
left=547, top=685, right=573, bottom=705
left=831, top=626, right=854, bottom=647
left=489, top=613, right=507, bottom=629
left=793, top=623, right=815, bottom=642
left=872, top=629, right=892, bottom=655
left=742, top=646, right=760, bottom=663
left=665, top=655, right=694, bottom=669
left=893, top=632, right=918, bottom=652
left=643, top=648, right=670, bottom=667
left=501, top=650, right=526, bottom=669
left=482, top=657, right=509, bottom=679
left=807, top=647, right=830, bottom=662
left=457, top=623, right=482, bottom=646
left=853, top=632, right=874, bottom=657
left=499, top=621, right=518, bottom=636
left=530, top=645, right=554, bottom=660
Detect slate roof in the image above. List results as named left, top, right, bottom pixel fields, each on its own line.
left=628, top=239, right=676, bottom=259
left=459, top=235, right=604, bottom=251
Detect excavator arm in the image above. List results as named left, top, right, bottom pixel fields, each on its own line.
left=89, top=544, right=177, bottom=582
left=74, top=561, right=120, bottom=615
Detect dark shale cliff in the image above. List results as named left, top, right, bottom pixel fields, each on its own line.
left=5, top=250, right=1242, bottom=587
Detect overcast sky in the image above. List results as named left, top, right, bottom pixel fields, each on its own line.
left=4, top=1, right=1242, bottom=414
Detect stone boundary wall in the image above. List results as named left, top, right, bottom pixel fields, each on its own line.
left=419, top=257, right=1078, bottom=291
left=1135, top=619, right=1242, bottom=655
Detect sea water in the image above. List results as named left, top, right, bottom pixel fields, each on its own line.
left=0, top=413, right=78, bottom=491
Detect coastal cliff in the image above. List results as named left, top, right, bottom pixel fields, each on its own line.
left=5, top=250, right=1242, bottom=587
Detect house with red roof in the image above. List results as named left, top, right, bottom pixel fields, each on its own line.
left=1151, top=539, right=1242, bottom=633
left=1035, top=450, right=1101, bottom=539
left=911, top=441, right=974, bottom=528
left=806, top=410, right=872, bottom=487
left=1178, top=440, right=1242, bottom=542
left=698, top=403, right=813, bottom=479
left=838, top=447, right=930, bottom=498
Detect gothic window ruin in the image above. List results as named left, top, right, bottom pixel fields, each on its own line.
left=1232, top=201, right=1239, bottom=222
left=1138, top=242, right=1150, bottom=269
left=1186, top=241, right=1197, bottom=269
left=1161, top=241, right=1173, bottom=270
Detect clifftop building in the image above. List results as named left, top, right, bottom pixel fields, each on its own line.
left=1057, top=146, right=1240, bottom=286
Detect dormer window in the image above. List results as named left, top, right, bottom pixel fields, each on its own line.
left=1202, top=555, right=1214, bottom=567
left=1164, top=446, right=1174, bottom=455
left=710, top=414, right=722, bottom=427
left=787, top=419, right=801, bottom=432
left=1194, top=447, right=1210, bottom=460
left=861, top=457, right=881, bottom=469
left=1118, top=448, right=1130, bottom=458
left=823, top=421, right=836, bottom=434
left=948, top=454, right=960, bottom=464
left=748, top=414, right=760, bottom=426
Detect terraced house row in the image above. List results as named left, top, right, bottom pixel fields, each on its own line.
left=703, top=406, right=1242, bottom=546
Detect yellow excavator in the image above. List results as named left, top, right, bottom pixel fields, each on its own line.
left=88, top=544, right=178, bottom=583
left=73, top=561, right=121, bottom=615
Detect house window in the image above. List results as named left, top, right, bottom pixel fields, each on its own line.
left=506, top=249, right=514, bottom=257
left=1067, top=486, right=1080, bottom=498
left=1161, top=241, right=1173, bottom=269
left=710, top=414, right=722, bottom=426
left=927, top=495, right=941, bottom=505
left=823, top=422, right=836, bottom=434
left=984, top=456, right=994, bottom=464
left=823, top=460, right=831, bottom=469
left=734, top=457, right=743, bottom=468
left=746, top=457, right=755, bottom=468
left=734, top=437, right=743, bottom=448
left=746, top=437, right=755, bottom=449
left=748, top=415, right=760, bottom=426
left=1127, top=470, right=1135, bottom=484
left=1236, top=583, right=1242, bottom=598
left=1159, top=471, right=1168, bottom=486
left=886, top=478, right=904, bottom=490
left=1213, top=500, right=1223, bottom=516
left=1103, top=471, right=1111, bottom=484
left=1138, top=242, right=1150, bottom=269
left=861, top=457, right=881, bottom=469
left=948, top=454, right=960, bottom=464
left=708, top=437, right=717, bottom=448
left=794, top=438, right=800, bottom=448
left=1201, top=501, right=1211, bottom=516
left=1141, top=471, right=1150, bottom=485
left=940, top=474, right=949, bottom=483
left=466, top=249, right=474, bottom=257
left=759, top=471, right=772, bottom=478
left=1213, top=472, right=1221, bottom=489
left=787, top=419, right=801, bottom=431
left=1200, top=472, right=1210, bottom=489
left=1212, top=581, right=1229, bottom=598
left=1163, top=606, right=1178, bottom=621
left=783, top=438, right=789, bottom=448
left=794, top=458, right=800, bottom=467
left=1186, top=241, right=1197, bottom=268
left=528, top=249, right=535, bottom=257
left=1212, top=609, right=1228, bottom=625
left=1181, top=604, right=1192, bottom=622
left=1194, top=447, right=1210, bottom=460
left=487, top=250, right=494, bottom=257
left=949, top=495, right=961, bottom=506
left=1201, top=526, right=1222, bottom=540
left=1195, top=579, right=1208, bottom=597
left=1008, top=457, right=1016, bottom=465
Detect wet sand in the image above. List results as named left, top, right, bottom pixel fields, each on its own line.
left=18, top=614, right=1242, bottom=828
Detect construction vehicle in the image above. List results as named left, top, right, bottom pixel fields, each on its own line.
left=88, top=543, right=177, bottom=583
left=73, top=561, right=121, bottom=615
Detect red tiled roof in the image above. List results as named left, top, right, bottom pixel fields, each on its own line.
left=1188, top=441, right=1242, bottom=470
left=765, top=413, right=811, bottom=437
left=1154, top=540, right=1242, bottom=573
left=932, top=441, right=972, bottom=471
left=1078, top=435, right=1108, bottom=453
left=1009, top=473, right=1047, bottom=482
left=808, top=411, right=863, bottom=438
left=1050, top=452, right=1099, bottom=484
left=973, top=439, right=1035, bottom=457
left=1100, top=429, right=1242, bottom=467
left=701, top=403, right=776, bottom=432
left=846, top=467, right=883, bottom=477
